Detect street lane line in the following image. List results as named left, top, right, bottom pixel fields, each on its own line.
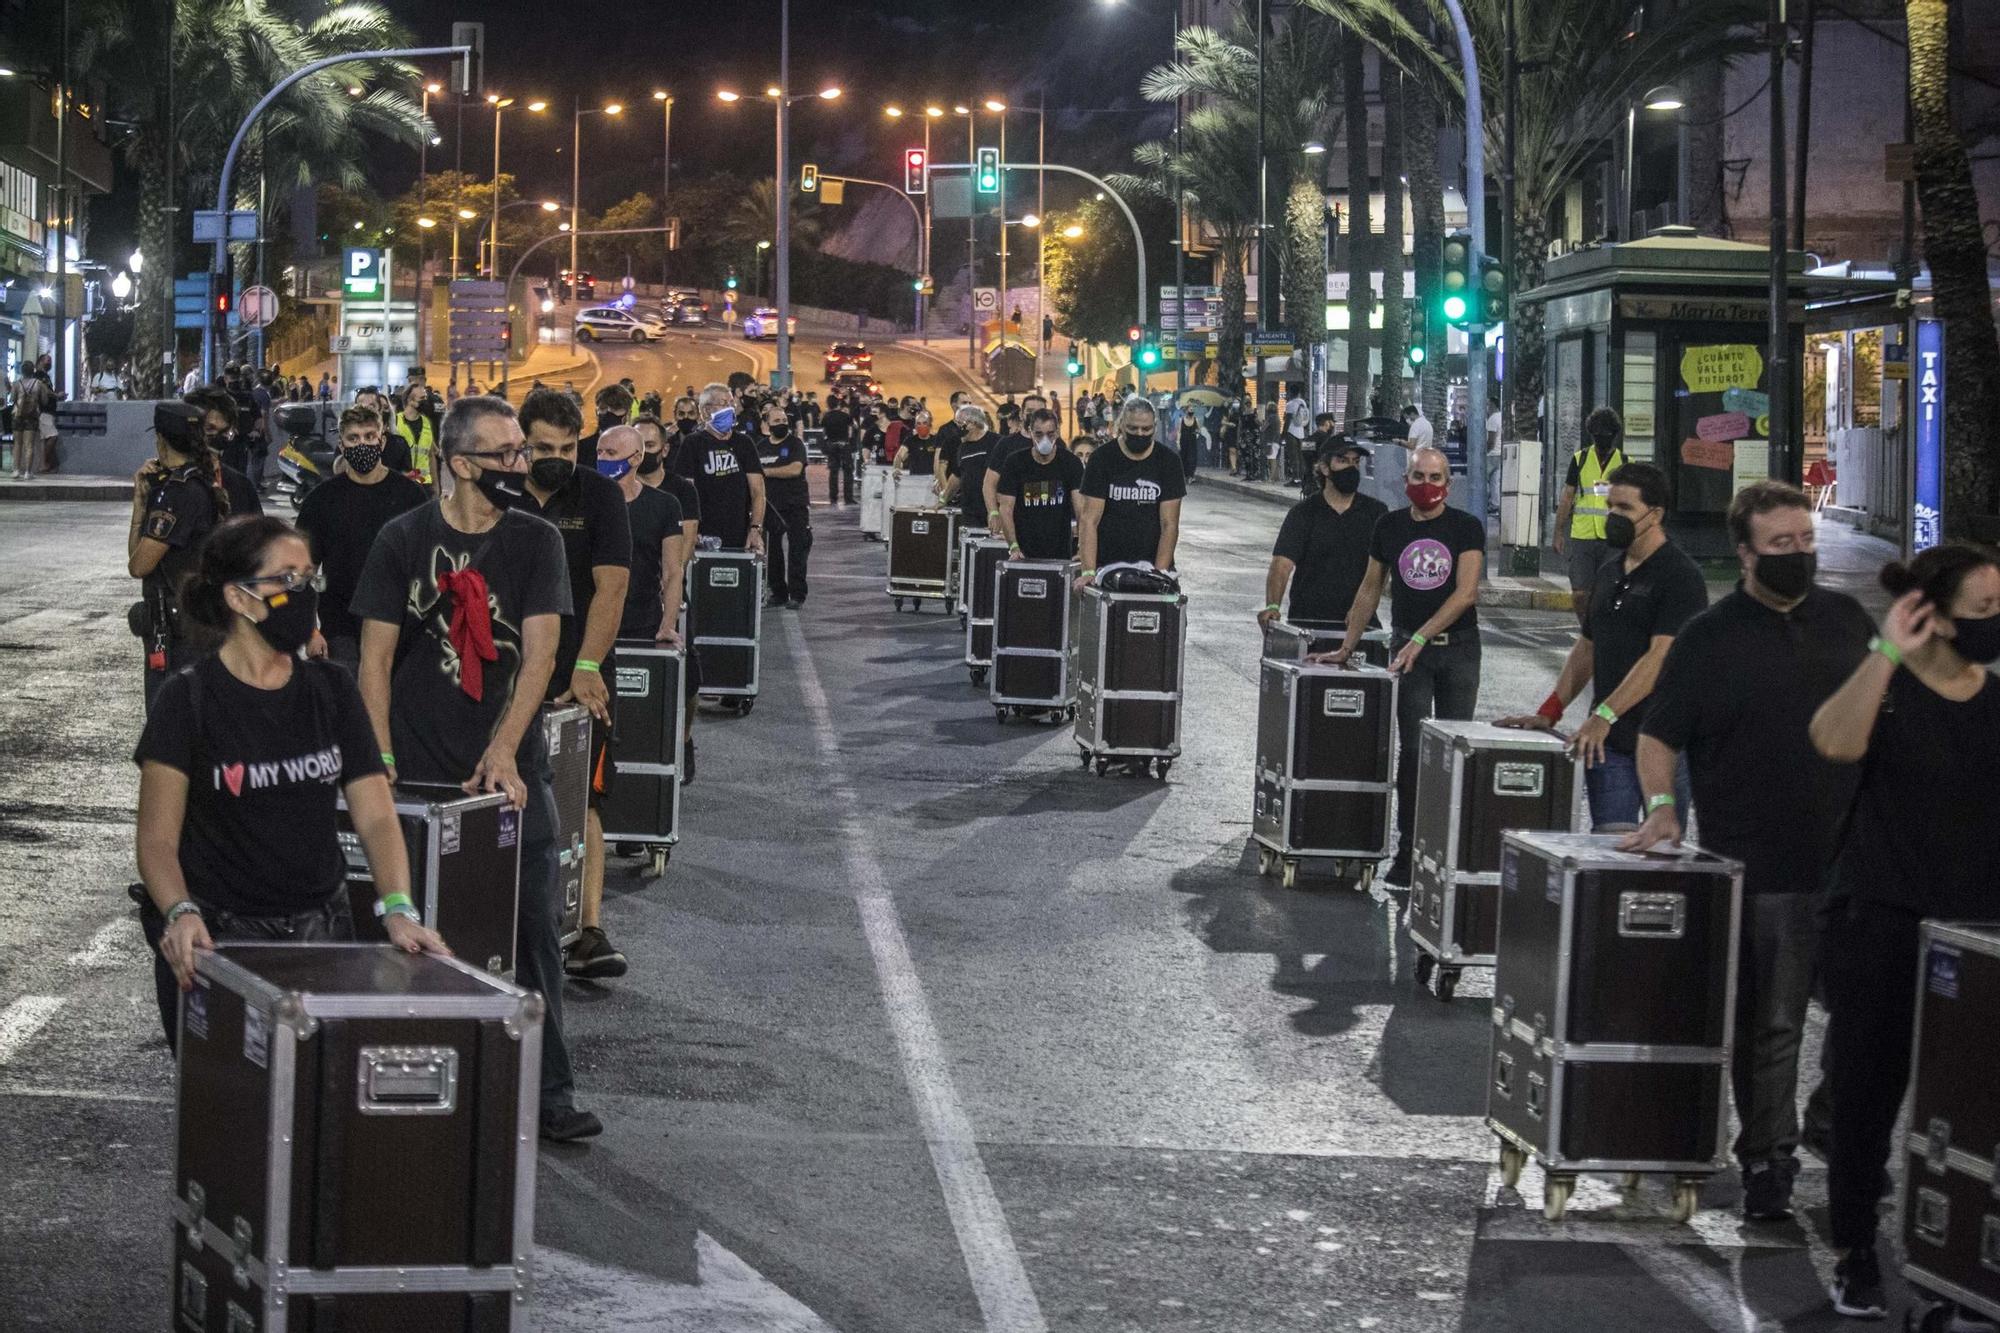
left=0, top=996, right=65, bottom=1067
left=779, top=612, right=1049, bottom=1333
left=64, top=920, right=127, bottom=969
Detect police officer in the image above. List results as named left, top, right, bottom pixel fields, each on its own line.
left=1259, top=436, right=1386, bottom=644
left=128, top=402, right=235, bottom=711
left=1554, top=408, right=1627, bottom=624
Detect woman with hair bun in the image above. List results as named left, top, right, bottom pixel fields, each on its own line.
left=132, top=514, right=448, bottom=1051
left=1809, top=540, right=2000, bottom=1319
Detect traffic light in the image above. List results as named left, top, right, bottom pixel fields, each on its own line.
left=903, top=148, right=927, bottom=194
left=1126, top=324, right=1142, bottom=345
left=1407, top=307, right=1428, bottom=366
left=1137, top=341, right=1161, bottom=370
left=215, top=289, right=230, bottom=316
left=975, top=146, right=1000, bottom=194
left=725, top=269, right=739, bottom=291
left=1441, top=231, right=1474, bottom=327
left=1478, top=254, right=1509, bottom=325
left=800, top=162, right=819, bottom=194
left=1065, top=344, right=1082, bottom=377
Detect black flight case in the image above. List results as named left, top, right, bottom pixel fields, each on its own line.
left=1901, top=922, right=2000, bottom=1331
left=1261, top=618, right=1391, bottom=667
left=1251, top=659, right=1398, bottom=891
left=338, top=785, right=521, bottom=980
left=1073, top=579, right=1186, bottom=779
left=1486, top=831, right=1743, bottom=1222
left=990, top=558, right=1079, bottom=723
left=887, top=506, right=959, bottom=613
left=170, top=944, right=541, bottom=1332
left=540, top=702, right=591, bottom=949
left=961, top=528, right=1008, bottom=684
left=599, top=642, right=685, bottom=878
left=687, top=548, right=762, bottom=714
left=1408, top=721, right=1581, bottom=1001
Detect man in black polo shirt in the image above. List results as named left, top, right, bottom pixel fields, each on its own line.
left=1321, top=445, right=1484, bottom=886
left=517, top=388, right=634, bottom=982
left=1497, top=462, right=1705, bottom=825
left=1259, top=436, right=1385, bottom=641
left=1623, top=480, right=1872, bottom=1222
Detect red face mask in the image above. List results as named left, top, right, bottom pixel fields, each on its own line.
left=1406, top=480, right=1449, bottom=510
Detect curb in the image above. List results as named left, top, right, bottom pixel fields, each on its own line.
left=889, top=339, right=1001, bottom=409
left=0, top=479, right=132, bottom=503
left=1195, top=471, right=1578, bottom=613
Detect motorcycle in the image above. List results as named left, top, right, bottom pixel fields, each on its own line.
left=273, top=402, right=339, bottom=509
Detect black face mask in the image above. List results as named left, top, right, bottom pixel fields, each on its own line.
left=530, top=457, right=575, bottom=492
left=1754, top=550, right=1817, bottom=600
left=248, top=584, right=319, bottom=655
left=1950, top=612, right=2000, bottom=665
left=470, top=464, right=527, bottom=512
left=638, top=450, right=664, bottom=477
left=342, top=444, right=382, bottom=476
left=769, top=424, right=790, bottom=440
left=597, top=412, right=623, bottom=433
left=1603, top=513, right=1637, bottom=550
left=1327, top=466, right=1361, bottom=496
left=675, top=417, right=697, bottom=435
left=1122, top=431, right=1152, bottom=455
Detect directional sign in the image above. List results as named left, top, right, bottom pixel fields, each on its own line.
left=448, top=278, right=510, bottom=357
left=342, top=247, right=385, bottom=298
left=236, top=285, right=279, bottom=329
left=192, top=209, right=260, bottom=243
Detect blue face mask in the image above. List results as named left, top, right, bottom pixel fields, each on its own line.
left=706, top=406, right=736, bottom=434
left=597, top=456, right=632, bottom=481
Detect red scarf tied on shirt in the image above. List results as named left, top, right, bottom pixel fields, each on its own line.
left=435, top=567, right=498, bottom=701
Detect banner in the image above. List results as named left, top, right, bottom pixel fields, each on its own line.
left=1913, top=319, right=1943, bottom=552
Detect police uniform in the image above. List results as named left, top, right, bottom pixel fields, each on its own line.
left=136, top=459, right=222, bottom=712
left=1564, top=440, right=1625, bottom=619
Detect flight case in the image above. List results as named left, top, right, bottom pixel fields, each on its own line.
left=1261, top=619, right=1391, bottom=667
left=960, top=529, right=1009, bottom=685
left=1409, top=722, right=1581, bottom=1001
left=599, top=642, right=685, bottom=878
left=887, top=506, right=959, bottom=614
left=540, top=703, right=591, bottom=949
left=1073, top=581, right=1186, bottom=779
left=990, top=558, right=1078, bottom=722
left=338, top=785, right=521, bottom=980
left=1486, top=831, right=1743, bottom=1222
left=1901, top=922, right=2000, bottom=1330
left=859, top=463, right=893, bottom=540
left=1251, top=660, right=1397, bottom=891
left=688, top=548, right=762, bottom=713
left=170, top=945, right=541, bottom=1333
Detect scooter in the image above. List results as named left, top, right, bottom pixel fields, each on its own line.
left=273, top=402, right=338, bottom=509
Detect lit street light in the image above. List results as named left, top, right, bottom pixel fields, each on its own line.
left=109, top=270, right=132, bottom=301
left=571, top=98, right=626, bottom=296
left=1061, top=224, right=1084, bottom=240
left=127, top=250, right=142, bottom=274
left=653, top=91, right=676, bottom=292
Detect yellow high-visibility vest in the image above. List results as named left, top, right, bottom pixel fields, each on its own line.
left=395, top=413, right=436, bottom=484
left=1569, top=445, right=1625, bottom=540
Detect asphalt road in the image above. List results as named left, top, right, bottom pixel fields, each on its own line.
left=0, top=480, right=1870, bottom=1332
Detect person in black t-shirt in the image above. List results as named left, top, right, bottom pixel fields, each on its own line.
left=134, top=515, right=447, bottom=1050
left=1076, top=398, right=1186, bottom=580
left=819, top=399, right=856, bottom=504
left=1623, top=481, right=1872, bottom=1221
left=674, top=382, right=766, bottom=551
left=981, top=393, right=1043, bottom=522
left=940, top=404, right=997, bottom=531
left=758, top=400, right=814, bottom=607
left=129, top=402, right=236, bottom=712
left=1322, top=446, right=1485, bottom=885
left=601, top=426, right=685, bottom=642
left=351, top=394, right=600, bottom=1144
left=994, top=408, right=1084, bottom=560
left=1496, top=462, right=1704, bottom=827
left=296, top=405, right=427, bottom=670
left=1261, top=437, right=1386, bottom=636
left=576, top=382, right=633, bottom=472
left=894, top=407, right=941, bottom=481
left=1806, top=543, right=2000, bottom=1316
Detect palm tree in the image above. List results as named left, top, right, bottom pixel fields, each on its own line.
left=1110, top=107, right=1263, bottom=397
left=1907, top=0, right=2000, bottom=523
left=722, top=178, right=825, bottom=254
left=71, top=0, right=430, bottom=391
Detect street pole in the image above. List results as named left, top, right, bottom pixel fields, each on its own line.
left=1172, top=4, right=1186, bottom=393
left=489, top=101, right=504, bottom=278
left=1767, top=0, right=1792, bottom=477
left=921, top=115, right=932, bottom=342
left=161, top=0, right=176, bottom=395
left=1255, top=0, right=1269, bottom=339
left=967, top=110, right=977, bottom=372
left=418, top=85, right=431, bottom=366
left=660, top=95, right=673, bottom=292
left=774, top=0, right=794, bottom=392
left=997, top=114, right=1008, bottom=344
left=1438, top=0, right=1489, bottom=570
left=52, top=0, right=69, bottom=395
left=570, top=98, right=581, bottom=295
left=1038, top=93, right=1047, bottom=374
left=1502, top=0, right=1516, bottom=438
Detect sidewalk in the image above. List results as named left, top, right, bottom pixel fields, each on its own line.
left=1198, top=468, right=1899, bottom=617
left=295, top=340, right=599, bottom=406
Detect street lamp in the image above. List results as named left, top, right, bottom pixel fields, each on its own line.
left=1061, top=224, right=1084, bottom=240
left=1622, top=83, right=1684, bottom=240
left=653, top=91, right=675, bottom=292
left=110, top=270, right=132, bottom=301
left=571, top=98, right=625, bottom=296
left=1303, top=139, right=1327, bottom=155
left=127, top=249, right=142, bottom=274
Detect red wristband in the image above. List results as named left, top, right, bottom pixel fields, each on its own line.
left=1536, top=690, right=1565, bottom=723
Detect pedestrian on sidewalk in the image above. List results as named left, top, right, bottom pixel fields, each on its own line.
left=1555, top=408, right=1627, bottom=627
left=9, top=360, right=50, bottom=479
left=1622, top=480, right=1874, bottom=1223
left=1318, top=445, right=1484, bottom=888
left=1807, top=540, right=2000, bottom=1320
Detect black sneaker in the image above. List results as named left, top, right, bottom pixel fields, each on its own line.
left=1742, top=1157, right=1797, bottom=1221
left=564, top=926, right=628, bottom=980
left=1828, top=1246, right=1886, bottom=1320
left=539, top=1106, right=604, bottom=1143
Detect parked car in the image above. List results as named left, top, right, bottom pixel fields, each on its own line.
left=666, top=295, right=708, bottom=326
left=574, top=305, right=667, bottom=343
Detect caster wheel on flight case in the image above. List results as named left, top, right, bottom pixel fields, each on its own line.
left=649, top=848, right=670, bottom=878
left=971, top=667, right=988, bottom=687
left=1414, top=953, right=1437, bottom=989
left=1907, top=1301, right=1958, bottom=1333
left=1256, top=847, right=1275, bottom=877
left=1436, top=967, right=1460, bottom=1002
left=1280, top=858, right=1299, bottom=890
left=1094, top=757, right=1111, bottom=777
left=1079, top=748, right=1091, bottom=769
left=995, top=706, right=1008, bottom=723
left=1543, top=1173, right=1577, bottom=1222
left=1669, top=1177, right=1701, bottom=1223
left=1498, top=1140, right=1527, bottom=1191
left=737, top=698, right=754, bottom=716
left=1154, top=759, right=1172, bottom=781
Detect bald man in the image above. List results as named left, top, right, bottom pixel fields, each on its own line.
left=1320, top=446, right=1485, bottom=887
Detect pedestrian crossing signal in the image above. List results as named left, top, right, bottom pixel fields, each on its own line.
left=975, top=146, right=1000, bottom=194
left=1478, top=255, right=1509, bottom=325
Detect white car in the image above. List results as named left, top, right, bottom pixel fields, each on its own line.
left=741, top=307, right=798, bottom=341
left=574, top=305, right=667, bottom=343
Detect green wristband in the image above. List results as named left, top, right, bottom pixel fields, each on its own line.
left=380, top=751, right=396, bottom=767
left=373, top=891, right=417, bottom=919
left=573, top=659, right=600, bottom=674
left=1409, top=632, right=1429, bottom=648
left=1645, top=793, right=1677, bottom=813
left=1868, top=636, right=1902, bottom=668
left=1262, top=603, right=1281, bottom=614
left=1593, top=702, right=1619, bottom=725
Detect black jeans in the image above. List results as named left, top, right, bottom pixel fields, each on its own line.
left=765, top=500, right=813, bottom=603
left=141, top=891, right=353, bottom=1053
left=1393, top=634, right=1482, bottom=858
left=1729, top=890, right=1820, bottom=1168
left=1821, top=899, right=1921, bottom=1250
left=826, top=447, right=857, bottom=503
left=517, top=748, right=578, bottom=1116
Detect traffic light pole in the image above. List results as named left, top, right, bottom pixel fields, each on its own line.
left=1440, top=0, right=1491, bottom=575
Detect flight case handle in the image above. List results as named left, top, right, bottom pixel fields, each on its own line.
left=357, top=1046, right=460, bottom=1115
left=1617, top=891, right=1686, bottom=940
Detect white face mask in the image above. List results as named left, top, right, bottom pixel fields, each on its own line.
left=1033, top=434, right=1057, bottom=456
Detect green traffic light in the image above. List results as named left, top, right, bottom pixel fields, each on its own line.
left=1442, top=294, right=1467, bottom=321
left=1139, top=346, right=1160, bottom=368
left=1066, top=359, right=1082, bottom=375
left=1408, top=344, right=1426, bottom=365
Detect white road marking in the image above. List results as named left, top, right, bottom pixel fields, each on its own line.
left=780, top=612, right=1049, bottom=1333
left=0, top=996, right=66, bottom=1067
left=0, top=1082, right=171, bottom=1105
left=64, top=920, right=128, bottom=970
left=536, top=1237, right=836, bottom=1332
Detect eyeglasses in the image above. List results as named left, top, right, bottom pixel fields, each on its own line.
left=235, top=568, right=321, bottom=595
left=461, top=445, right=528, bottom=467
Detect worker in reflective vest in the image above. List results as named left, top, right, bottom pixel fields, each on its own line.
left=390, top=404, right=436, bottom=485
left=1554, top=407, right=1627, bottom=628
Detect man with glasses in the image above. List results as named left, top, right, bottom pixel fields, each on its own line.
left=676, top=383, right=767, bottom=552
left=351, top=395, right=602, bottom=1143
left=295, top=404, right=427, bottom=670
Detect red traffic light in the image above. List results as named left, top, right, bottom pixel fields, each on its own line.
left=1127, top=324, right=1142, bottom=343
left=215, top=293, right=230, bottom=314
left=903, top=148, right=927, bottom=195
